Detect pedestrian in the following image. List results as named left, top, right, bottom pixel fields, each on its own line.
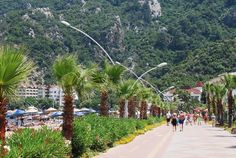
left=20, top=116, right=24, bottom=126
left=197, top=114, right=202, bottom=126
left=179, top=111, right=185, bottom=131
left=171, top=113, right=177, bottom=132
left=211, top=113, right=216, bottom=127
left=166, top=111, right=171, bottom=126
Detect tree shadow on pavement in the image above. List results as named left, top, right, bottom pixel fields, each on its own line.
left=213, top=135, right=236, bottom=138
left=225, top=146, right=236, bottom=149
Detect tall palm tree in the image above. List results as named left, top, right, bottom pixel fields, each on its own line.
left=210, top=84, right=217, bottom=116
left=204, top=83, right=212, bottom=116
left=74, top=65, right=95, bottom=106
left=0, top=46, right=33, bottom=146
left=224, top=74, right=236, bottom=128
left=92, top=61, right=124, bottom=116
left=117, top=79, right=139, bottom=118
left=138, top=88, right=152, bottom=119
left=53, top=55, right=79, bottom=140
left=150, top=94, right=162, bottom=117
left=214, top=85, right=226, bottom=125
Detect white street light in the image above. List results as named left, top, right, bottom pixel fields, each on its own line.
left=131, top=62, right=167, bottom=88
left=61, top=20, right=115, bottom=65
left=116, top=61, right=171, bottom=101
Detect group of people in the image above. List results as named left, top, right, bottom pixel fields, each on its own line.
left=166, top=111, right=209, bottom=132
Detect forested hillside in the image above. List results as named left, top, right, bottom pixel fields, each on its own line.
left=1, top=0, right=236, bottom=89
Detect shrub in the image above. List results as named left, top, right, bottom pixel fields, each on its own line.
left=72, top=121, right=92, bottom=157
left=72, top=115, right=163, bottom=156
left=5, top=127, right=70, bottom=158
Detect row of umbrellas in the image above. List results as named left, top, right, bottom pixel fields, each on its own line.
left=7, top=107, right=96, bottom=117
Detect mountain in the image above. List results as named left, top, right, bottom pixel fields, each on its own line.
left=1, top=0, right=236, bottom=89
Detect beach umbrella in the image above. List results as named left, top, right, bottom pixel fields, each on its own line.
left=45, top=107, right=57, bottom=113
left=12, top=109, right=25, bottom=116
left=50, top=111, right=63, bottom=117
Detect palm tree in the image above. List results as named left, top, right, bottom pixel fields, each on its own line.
left=74, top=65, right=95, bottom=106
left=214, top=85, right=226, bottom=125
left=53, top=55, right=79, bottom=140
left=224, top=74, right=236, bottom=128
left=150, top=94, right=162, bottom=117
left=210, top=84, right=217, bottom=116
left=117, top=79, right=139, bottom=118
left=92, top=61, right=124, bottom=116
left=0, top=46, right=33, bottom=146
left=138, top=88, right=152, bottom=119
left=204, top=83, right=212, bottom=117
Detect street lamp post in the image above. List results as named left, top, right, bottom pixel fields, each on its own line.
left=116, top=61, right=173, bottom=101
left=131, top=62, right=167, bottom=88
left=61, top=20, right=115, bottom=65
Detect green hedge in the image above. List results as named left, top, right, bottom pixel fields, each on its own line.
left=5, top=127, right=70, bottom=158
left=72, top=115, right=163, bottom=157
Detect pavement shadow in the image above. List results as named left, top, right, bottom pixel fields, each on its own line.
left=207, top=128, right=224, bottom=131
left=213, top=135, right=236, bottom=138
left=226, top=145, right=236, bottom=149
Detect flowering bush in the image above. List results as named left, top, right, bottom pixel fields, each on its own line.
left=72, top=115, right=163, bottom=156
left=5, top=127, right=70, bottom=158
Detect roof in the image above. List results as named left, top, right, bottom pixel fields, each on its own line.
left=185, top=88, right=201, bottom=95
left=195, top=82, right=204, bottom=87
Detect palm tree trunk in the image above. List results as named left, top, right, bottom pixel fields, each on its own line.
left=124, top=100, right=129, bottom=118
left=207, top=94, right=211, bottom=118
left=119, top=99, right=125, bottom=118
left=140, top=101, right=147, bottom=119
left=217, top=100, right=221, bottom=124
left=150, top=105, right=154, bottom=116
left=128, top=97, right=136, bottom=118
left=100, top=91, right=109, bottom=116
left=0, top=98, right=8, bottom=155
left=228, top=90, right=234, bottom=128
left=212, top=97, right=216, bottom=115
left=220, top=103, right=224, bottom=126
left=62, top=95, right=74, bottom=140
left=157, top=107, right=161, bottom=117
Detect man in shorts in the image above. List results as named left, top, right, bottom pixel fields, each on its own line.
left=179, top=111, right=185, bottom=131
left=171, top=113, right=177, bottom=132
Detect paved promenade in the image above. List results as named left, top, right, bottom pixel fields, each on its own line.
left=97, top=124, right=236, bottom=158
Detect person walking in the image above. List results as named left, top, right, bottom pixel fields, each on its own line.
left=211, top=113, right=216, bottom=127
left=166, top=111, right=171, bottom=126
left=171, top=113, right=177, bottom=132
left=179, top=111, right=185, bottom=131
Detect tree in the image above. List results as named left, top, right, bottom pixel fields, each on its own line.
left=214, top=85, right=226, bottom=125
left=204, top=83, right=212, bottom=117
left=117, top=79, right=138, bottom=118
left=53, top=55, right=79, bottom=140
left=224, top=74, right=236, bottom=128
left=150, top=94, right=162, bottom=117
left=0, top=46, right=33, bottom=148
left=74, top=65, right=95, bottom=107
left=91, top=61, right=124, bottom=116
left=210, top=84, right=217, bottom=116
left=138, top=88, right=152, bottom=119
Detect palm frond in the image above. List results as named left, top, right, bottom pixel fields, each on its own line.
left=0, top=46, right=34, bottom=98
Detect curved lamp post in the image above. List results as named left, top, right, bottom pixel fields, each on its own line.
left=61, top=20, right=115, bottom=65
left=116, top=61, right=173, bottom=101
left=131, top=62, right=167, bottom=89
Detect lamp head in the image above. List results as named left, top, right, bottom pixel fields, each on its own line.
left=115, top=61, right=121, bottom=65
left=61, top=21, right=71, bottom=26
left=157, top=62, right=167, bottom=68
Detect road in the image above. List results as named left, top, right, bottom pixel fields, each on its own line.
left=96, top=123, right=236, bottom=158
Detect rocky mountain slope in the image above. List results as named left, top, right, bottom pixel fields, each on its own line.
left=1, top=0, right=236, bottom=89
